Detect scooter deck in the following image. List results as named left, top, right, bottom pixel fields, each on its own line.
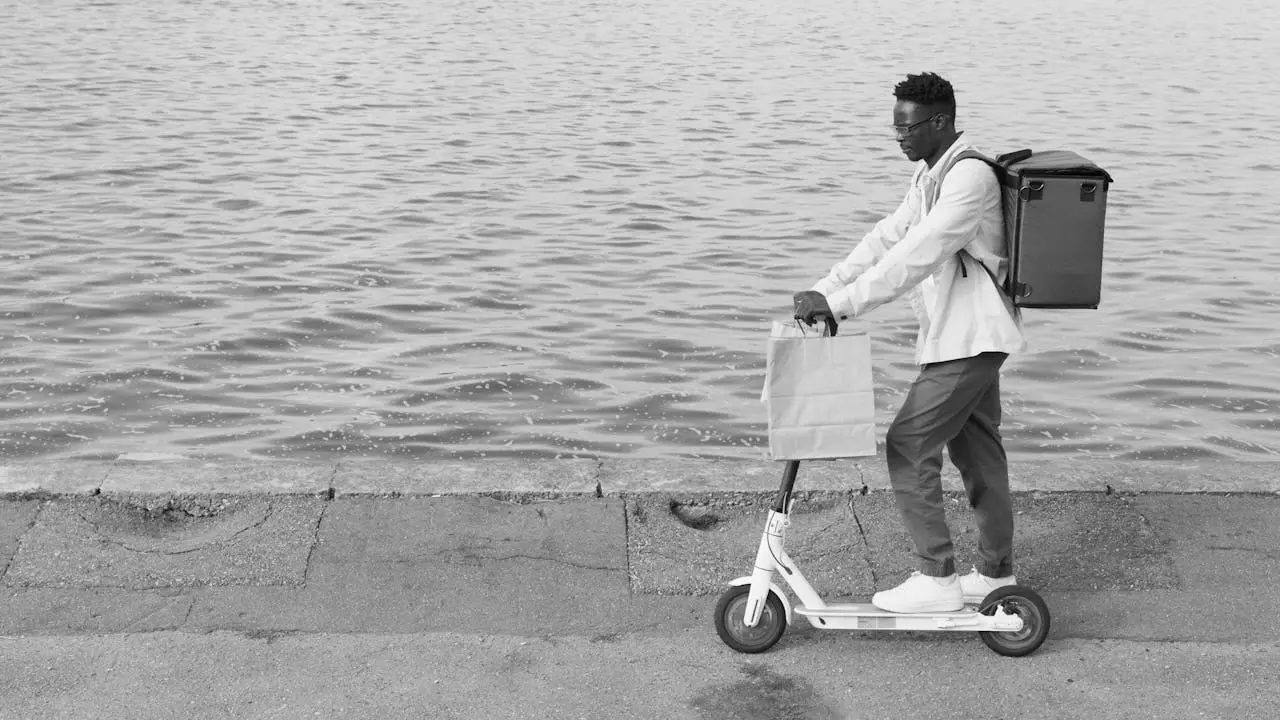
left=794, top=603, right=976, bottom=617
left=794, top=603, right=1021, bottom=632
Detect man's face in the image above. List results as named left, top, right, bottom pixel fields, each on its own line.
left=893, top=99, right=941, bottom=163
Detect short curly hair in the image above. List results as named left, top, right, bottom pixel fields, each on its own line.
left=893, top=72, right=957, bottom=119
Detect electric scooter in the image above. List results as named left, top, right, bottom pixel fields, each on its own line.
left=714, top=459, right=1051, bottom=657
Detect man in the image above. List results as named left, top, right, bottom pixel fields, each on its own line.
left=793, top=72, right=1025, bottom=613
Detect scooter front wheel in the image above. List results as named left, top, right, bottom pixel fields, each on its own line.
left=714, top=585, right=787, bottom=653
left=977, top=585, right=1051, bottom=657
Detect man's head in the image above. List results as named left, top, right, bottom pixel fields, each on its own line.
left=892, top=72, right=958, bottom=165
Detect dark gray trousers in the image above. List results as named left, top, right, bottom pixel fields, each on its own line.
left=885, top=351, right=1013, bottom=578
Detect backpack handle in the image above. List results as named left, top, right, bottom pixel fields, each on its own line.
left=994, top=149, right=1033, bottom=165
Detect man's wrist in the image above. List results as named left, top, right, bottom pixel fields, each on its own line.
left=826, top=290, right=854, bottom=320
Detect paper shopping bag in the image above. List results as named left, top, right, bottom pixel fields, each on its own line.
left=764, top=319, right=877, bottom=460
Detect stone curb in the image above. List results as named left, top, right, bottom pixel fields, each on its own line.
left=0, top=458, right=1277, bottom=499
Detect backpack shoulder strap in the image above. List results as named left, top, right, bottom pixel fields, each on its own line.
left=952, top=148, right=995, bottom=166
left=954, top=148, right=1036, bottom=190
left=936, top=148, right=1012, bottom=297
left=932, top=148, right=997, bottom=203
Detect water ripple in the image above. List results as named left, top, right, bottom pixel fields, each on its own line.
left=1, top=0, right=1278, bottom=463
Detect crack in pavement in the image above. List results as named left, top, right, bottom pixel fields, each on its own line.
left=90, top=503, right=276, bottom=556
left=1204, top=545, right=1280, bottom=561
left=621, top=495, right=634, bottom=596
left=180, top=595, right=196, bottom=629
left=848, top=494, right=878, bottom=586
left=301, top=501, right=329, bottom=586
left=442, top=551, right=622, bottom=573
left=1, top=501, right=43, bottom=584
left=118, top=595, right=196, bottom=633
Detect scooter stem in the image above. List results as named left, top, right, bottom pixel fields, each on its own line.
left=771, top=460, right=800, bottom=513
left=744, top=461, right=829, bottom=627
left=749, top=460, right=801, bottom=621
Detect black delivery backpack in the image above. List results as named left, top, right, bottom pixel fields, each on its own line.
left=952, top=148, right=1114, bottom=309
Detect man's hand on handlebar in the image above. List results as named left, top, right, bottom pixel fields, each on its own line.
left=792, top=290, right=838, bottom=334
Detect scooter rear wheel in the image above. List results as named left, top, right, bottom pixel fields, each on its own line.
left=714, top=585, right=787, bottom=654
left=977, top=585, right=1050, bottom=657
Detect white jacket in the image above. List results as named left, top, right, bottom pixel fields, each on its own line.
left=812, top=138, right=1026, bottom=366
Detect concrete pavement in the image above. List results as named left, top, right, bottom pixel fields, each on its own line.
left=2, top=457, right=1280, bottom=718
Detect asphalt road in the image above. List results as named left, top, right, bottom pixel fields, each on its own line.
left=3, top=629, right=1277, bottom=720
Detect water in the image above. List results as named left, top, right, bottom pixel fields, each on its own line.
left=2, top=0, right=1278, bottom=463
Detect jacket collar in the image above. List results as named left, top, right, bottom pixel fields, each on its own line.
left=922, top=132, right=970, bottom=183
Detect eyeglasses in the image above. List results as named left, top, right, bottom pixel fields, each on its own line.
left=891, top=114, right=939, bottom=137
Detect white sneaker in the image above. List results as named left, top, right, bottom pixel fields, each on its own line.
left=871, top=571, right=962, bottom=613
left=960, top=566, right=1018, bottom=603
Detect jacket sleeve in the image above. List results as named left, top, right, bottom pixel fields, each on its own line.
left=810, top=187, right=916, bottom=296
left=825, top=159, right=995, bottom=319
